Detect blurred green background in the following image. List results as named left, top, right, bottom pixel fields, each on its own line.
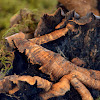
left=0, top=0, right=57, bottom=40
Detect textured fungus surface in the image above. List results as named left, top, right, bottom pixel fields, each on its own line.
left=0, top=8, right=100, bottom=100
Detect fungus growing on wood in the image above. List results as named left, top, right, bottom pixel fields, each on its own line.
left=0, top=8, right=100, bottom=100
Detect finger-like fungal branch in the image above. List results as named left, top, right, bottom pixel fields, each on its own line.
left=55, top=18, right=66, bottom=29
left=40, top=73, right=94, bottom=100
left=5, top=32, right=25, bottom=47
left=70, top=78, right=93, bottom=100
left=40, top=75, right=70, bottom=100
left=6, top=23, right=75, bottom=46
left=71, top=57, right=86, bottom=67
left=0, top=75, right=52, bottom=94
left=65, top=70, right=100, bottom=90
left=29, top=23, right=75, bottom=45
left=29, top=27, right=68, bottom=45
left=71, top=58, right=100, bottom=80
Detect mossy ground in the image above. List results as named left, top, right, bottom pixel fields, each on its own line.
left=0, top=0, right=57, bottom=39
left=0, top=40, right=14, bottom=79
left=0, top=0, right=57, bottom=77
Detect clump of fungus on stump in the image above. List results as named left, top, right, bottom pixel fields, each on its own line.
left=0, top=8, right=100, bottom=100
